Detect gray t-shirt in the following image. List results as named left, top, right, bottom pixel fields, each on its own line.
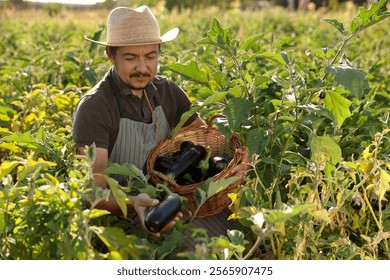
left=72, top=67, right=197, bottom=155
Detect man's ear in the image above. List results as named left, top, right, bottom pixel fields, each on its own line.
left=105, top=46, right=115, bottom=64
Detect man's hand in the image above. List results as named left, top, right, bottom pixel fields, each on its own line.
left=130, top=193, right=183, bottom=237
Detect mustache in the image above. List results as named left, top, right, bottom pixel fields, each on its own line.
left=130, top=72, right=151, bottom=78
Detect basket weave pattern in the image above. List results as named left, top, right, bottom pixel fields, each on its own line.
left=146, top=116, right=251, bottom=217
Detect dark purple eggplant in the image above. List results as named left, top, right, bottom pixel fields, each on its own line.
left=144, top=194, right=182, bottom=233
left=154, top=156, right=174, bottom=173
left=212, top=156, right=229, bottom=173
left=205, top=156, right=230, bottom=177
left=351, top=196, right=363, bottom=210
left=195, top=145, right=207, bottom=159
left=180, top=141, right=195, bottom=152
left=372, top=198, right=388, bottom=211
left=171, top=147, right=203, bottom=179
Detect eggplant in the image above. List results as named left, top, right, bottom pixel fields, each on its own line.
left=372, top=198, right=388, bottom=211
left=212, top=156, right=229, bottom=173
left=154, top=156, right=174, bottom=173
left=154, top=142, right=207, bottom=183
left=351, top=196, right=363, bottom=210
left=180, top=141, right=195, bottom=152
left=195, top=145, right=207, bottom=159
left=171, top=147, right=203, bottom=179
left=144, top=194, right=182, bottom=233
left=205, top=156, right=229, bottom=177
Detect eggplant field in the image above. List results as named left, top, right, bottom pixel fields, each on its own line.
left=0, top=0, right=389, bottom=260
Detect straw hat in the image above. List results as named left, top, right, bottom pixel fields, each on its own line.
left=85, top=6, right=179, bottom=46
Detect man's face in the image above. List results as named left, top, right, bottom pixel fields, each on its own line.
left=108, top=44, right=159, bottom=90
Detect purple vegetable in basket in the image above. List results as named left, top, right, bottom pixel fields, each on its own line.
left=180, top=141, right=195, bottom=152
left=212, top=156, right=229, bottom=173
left=154, top=156, right=174, bottom=173
left=171, top=146, right=204, bottom=179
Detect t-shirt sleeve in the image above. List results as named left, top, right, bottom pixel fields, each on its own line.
left=72, top=94, right=112, bottom=150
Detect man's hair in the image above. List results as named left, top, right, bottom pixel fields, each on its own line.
left=108, top=46, right=118, bottom=56
left=107, top=45, right=161, bottom=56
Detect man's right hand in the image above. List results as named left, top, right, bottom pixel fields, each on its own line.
left=130, top=193, right=183, bottom=237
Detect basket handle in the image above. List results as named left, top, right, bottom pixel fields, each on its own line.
left=207, top=114, right=227, bottom=127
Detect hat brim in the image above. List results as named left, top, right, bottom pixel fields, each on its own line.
left=84, top=27, right=179, bottom=46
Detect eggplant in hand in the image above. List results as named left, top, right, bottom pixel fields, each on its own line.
left=144, top=194, right=182, bottom=233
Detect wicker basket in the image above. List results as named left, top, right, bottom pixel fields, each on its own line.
left=146, top=115, right=251, bottom=217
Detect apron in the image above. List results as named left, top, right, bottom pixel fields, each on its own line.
left=108, top=76, right=171, bottom=184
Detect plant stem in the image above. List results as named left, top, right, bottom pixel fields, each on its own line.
left=243, top=235, right=262, bottom=260
left=362, top=182, right=382, bottom=231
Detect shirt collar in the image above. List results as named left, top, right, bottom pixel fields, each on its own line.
left=110, top=67, right=157, bottom=99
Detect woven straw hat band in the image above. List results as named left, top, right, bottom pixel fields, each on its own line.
left=84, top=6, right=178, bottom=46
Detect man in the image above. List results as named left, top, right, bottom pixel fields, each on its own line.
left=72, top=6, right=204, bottom=236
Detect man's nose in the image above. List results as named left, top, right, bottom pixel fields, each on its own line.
left=136, top=58, right=148, bottom=72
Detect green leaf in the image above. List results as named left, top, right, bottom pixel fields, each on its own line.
left=102, top=175, right=128, bottom=217
left=284, top=151, right=306, bottom=165
left=2, top=130, right=36, bottom=143
left=247, top=127, right=270, bottom=156
left=17, top=158, right=57, bottom=181
left=223, top=98, right=255, bottom=131
left=326, top=65, right=370, bottom=99
left=105, top=162, right=148, bottom=189
left=83, top=67, right=98, bottom=85
left=227, top=229, right=248, bottom=246
left=240, top=34, right=263, bottom=51
left=87, top=27, right=104, bottom=55
left=171, top=105, right=202, bottom=139
left=194, top=177, right=238, bottom=212
left=83, top=208, right=111, bottom=219
left=0, top=161, right=20, bottom=180
left=154, top=228, right=185, bottom=259
left=105, top=162, right=144, bottom=178
left=349, top=0, right=390, bottom=34
left=203, top=91, right=227, bottom=105
left=86, top=143, right=97, bottom=162
left=90, top=226, right=141, bottom=260
left=166, top=60, right=208, bottom=84
left=197, top=18, right=231, bottom=46
left=139, top=183, right=158, bottom=198
left=280, top=51, right=290, bottom=65
left=254, top=75, right=271, bottom=86
left=0, top=142, right=20, bottom=153
left=266, top=203, right=315, bottom=224
left=309, top=135, right=342, bottom=166
left=198, top=146, right=212, bottom=177
left=323, top=89, right=352, bottom=127
left=36, top=127, right=45, bottom=142
left=254, top=52, right=287, bottom=67
left=309, top=208, right=331, bottom=224
left=0, top=105, right=16, bottom=116
left=206, top=177, right=238, bottom=197
left=321, top=18, right=345, bottom=35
